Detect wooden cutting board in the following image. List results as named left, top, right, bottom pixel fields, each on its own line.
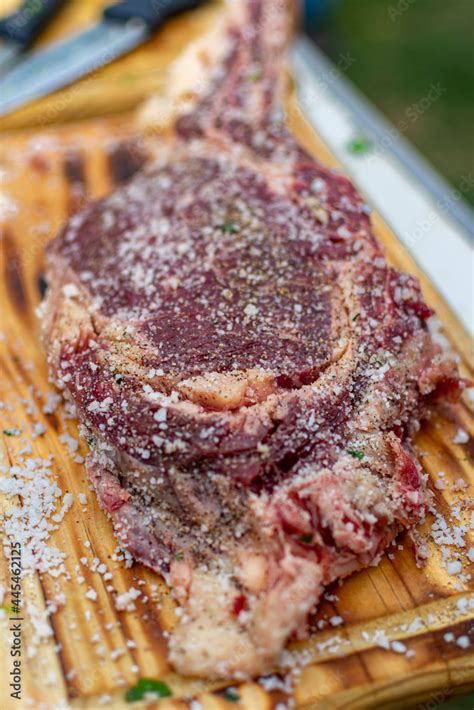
left=0, top=2, right=473, bottom=709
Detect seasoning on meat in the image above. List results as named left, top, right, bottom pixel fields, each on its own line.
left=41, top=0, right=462, bottom=679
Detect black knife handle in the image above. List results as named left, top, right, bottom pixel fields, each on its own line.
left=0, top=0, right=66, bottom=48
left=103, top=0, right=202, bottom=31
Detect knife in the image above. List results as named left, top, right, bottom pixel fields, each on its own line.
left=0, top=0, right=66, bottom=74
left=0, top=0, right=202, bottom=117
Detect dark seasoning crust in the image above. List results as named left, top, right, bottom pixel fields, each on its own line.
left=41, top=0, right=461, bottom=679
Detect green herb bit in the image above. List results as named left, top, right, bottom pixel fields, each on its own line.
left=352, top=313, right=360, bottom=321
left=175, top=552, right=184, bottom=561
left=248, top=70, right=262, bottom=82
left=3, top=428, right=20, bottom=437
left=223, top=688, right=241, bottom=703
left=125, top=678, right=172, bottom=702
left=299, top=534, right=313, bottom=544
left=347, top=449, right=365, bottom=460
left=220, top=222, right=238, bottom=234
left=346, top=137, right=372, bottom=155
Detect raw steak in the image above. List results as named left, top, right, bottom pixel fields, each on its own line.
left=42, top=0, right=460, bottom=679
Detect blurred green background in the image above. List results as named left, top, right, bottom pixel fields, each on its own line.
left=306, top=0, right=474, bottom=207
left=437, top=695, right=474, bottom=710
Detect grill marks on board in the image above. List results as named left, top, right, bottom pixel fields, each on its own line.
left=116, top=589, right=171, bottom=674
left=64, top=151, right=86, bottom=185
left=37, top=273, right=48, bottom=298
left=108, top=141, right=148, bottom=185
left=465, top=436, right=474, bottom=462
left=3, top=229, right=28, bottom=316
left=63, top=151, right=87, bottom=216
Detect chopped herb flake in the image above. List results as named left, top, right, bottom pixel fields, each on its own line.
left=248, top=70, right=262, bottom=82
left=220, top=223, right=238, bottom=234
left=352, top=313, right=360, bottom=321
left=174, top=552, right=183, bottom=561
left=299, top=534, right=313, bottom=544
left=347, top=449, right=364, bottom=460
left=222, top=688, right=240, bottom=703
left=125, top=678, right=172, bottom=702
left=346, top=137, right=372, bottom=155
left=3, top=428, right=20, bottom=437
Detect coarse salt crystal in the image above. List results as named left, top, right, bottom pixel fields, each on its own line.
left=244, top=303, right=258, bottom=317
left=447, top=560, right=462, bottom=575
left=32, top=422, right=46, bottom=438
left=453, top=428, right=469, bottom=444
left=153, top=408, right=167, bottom=422
left=391, top=641, right=407, bottom=654
left=115, top=588, right=141, bottom=612
left=0, top=457, right=69, bottom=577
left=62, top=283, right=79, bottom=298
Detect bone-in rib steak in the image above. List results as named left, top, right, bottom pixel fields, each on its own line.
left=42, top=0, right=460, bottom=679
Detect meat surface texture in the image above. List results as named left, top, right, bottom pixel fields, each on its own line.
left=42, top=0, right=460, bottom=679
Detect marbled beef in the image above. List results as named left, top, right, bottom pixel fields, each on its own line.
left=42, top=0, right=460, bottom=678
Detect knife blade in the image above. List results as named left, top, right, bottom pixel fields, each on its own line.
left=0, top=42, right=19, bottom=74
left=0, top=0, right=202, bottom=117
left=0, top=0, right=67, bottom=75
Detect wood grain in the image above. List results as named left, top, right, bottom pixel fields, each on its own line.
left=0, top=2, right=473, bottom=709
